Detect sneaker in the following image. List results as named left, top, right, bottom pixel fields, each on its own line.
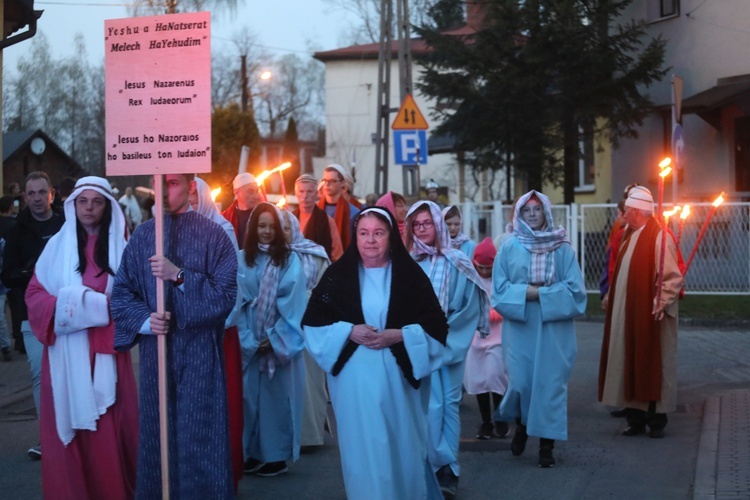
left=27, top=445, right=41, bottom=461
left=256, top=461, right=288, bottom=477
left=243, top=458, right=264, bottom=474
left=436, top=465, right=458, bottom=499
left=476, top=422, right=493, bottom=440
left=538, top=447, right=556, bottom=468
left=494, top=421, right=510, bottom=438
left=1, top=347, right=11, bottom=362
left=510, top=424, right=528, bottom=456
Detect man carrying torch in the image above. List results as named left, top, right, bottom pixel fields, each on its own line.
left=598, top=186, right=684, bottom=439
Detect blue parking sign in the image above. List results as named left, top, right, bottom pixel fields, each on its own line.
left=393, top=130, right=428, bottom=165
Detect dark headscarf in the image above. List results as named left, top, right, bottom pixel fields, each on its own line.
left=302, top=207, right=448, bottom=389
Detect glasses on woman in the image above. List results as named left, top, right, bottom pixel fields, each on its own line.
left=322, top=179, right=341, bottom=185
left=412, top=220, right=434, bottom=231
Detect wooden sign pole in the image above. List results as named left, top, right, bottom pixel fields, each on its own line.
left=153, top=174, right=170, bottom=499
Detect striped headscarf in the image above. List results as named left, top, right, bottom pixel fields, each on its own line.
left=442, top=205, right=471, bottom=249
left=407, top=201, right=490, bottom=336
left=280, top=209, right=330, bottom=290
left=512, top=190, right=570, bottom=285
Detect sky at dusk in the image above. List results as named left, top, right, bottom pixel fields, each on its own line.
left=3, top=1, right=356, bottom=69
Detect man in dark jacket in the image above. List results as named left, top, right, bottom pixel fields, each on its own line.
left=1, top=171, right=64, bottom=460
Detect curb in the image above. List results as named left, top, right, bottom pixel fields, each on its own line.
left=693, top=395, right=719, bottom=500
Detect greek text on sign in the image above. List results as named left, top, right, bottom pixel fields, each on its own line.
left=391, top=94, right=429, bottom=130
left=393, top=130, right=428, bottom=165
left=105, top=12, right=211, bottom=176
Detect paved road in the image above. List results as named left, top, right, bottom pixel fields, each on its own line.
left=2, top=321, right=749, bottom=499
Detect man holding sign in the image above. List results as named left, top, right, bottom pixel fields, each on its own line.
left=112, top=173, right=238, bottom=498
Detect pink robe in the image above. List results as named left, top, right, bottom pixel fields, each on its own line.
left=26, top=235, right=139, bottom=500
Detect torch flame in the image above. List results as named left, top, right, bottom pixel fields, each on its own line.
left=712, top=192, right=725, bottom=208
left=210, top=187, right=221, bottom=202
left=659, top=166, right=672, bottom=178
left=276, top=197, right=287, bottom=208
left=659, top=157, right=672, bottom=169
left=663, top=206, right=681, bottom=218
left=680, top=205, right=691, bottom=220
left=256, top=162, right=293, bottom=185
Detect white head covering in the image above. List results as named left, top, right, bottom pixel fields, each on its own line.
left=280, top=209, right=330, bottom=290
left=233, top=172, right=257, bottom=190
left=34, top=176, right=126, bottom=445
left=426, top=179, right=439, bottom=190
left=325, top=163, right=348, bottom=181
left=194, top=177, right=239, bottom=251
left=625, top=186, right=654, bottom=213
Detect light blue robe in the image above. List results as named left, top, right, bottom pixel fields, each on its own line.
left=304, top=264, right=444, bottom=500
left=491, top=237, right=586, bottom=440
left=416, top=257, right=481, bottom=476
left=237, top=251, right=307, bottom=463
left=457, top=238, right=476, bottom=259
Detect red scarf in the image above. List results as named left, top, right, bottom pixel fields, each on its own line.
left=318, top=196, right=351, bottom=249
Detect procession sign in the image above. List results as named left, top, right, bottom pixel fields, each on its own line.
left=105, top=11, right=211, bottom=175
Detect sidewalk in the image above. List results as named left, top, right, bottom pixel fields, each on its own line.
left=694, top=389, right=750, bottom=500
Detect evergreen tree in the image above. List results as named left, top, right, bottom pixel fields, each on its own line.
left=282, top=117, right=300, bottom=195
left=426, top=0, right=465, bottom=31
left=210, top=102, right=262, bottom=202
left=416, top=0, right=667, bottom=202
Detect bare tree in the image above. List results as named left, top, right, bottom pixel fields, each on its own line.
left=127, top=0, right=242, bottom=16
left=324, top=0, right=434, bottom=44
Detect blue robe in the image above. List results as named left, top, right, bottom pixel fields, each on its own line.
left=112, top=212, right=238, bottom=499
left=416, top=257, right=481, bottom=476
left=304, top=264, right=444, bottom=500
left=237, top=251, right=307, bottom=463
left=491, top=236, right=586, bottom=440
left=457, top=238, right=476, bottom=259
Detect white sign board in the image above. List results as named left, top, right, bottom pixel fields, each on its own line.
left=105, top=12, right=212, bottom=176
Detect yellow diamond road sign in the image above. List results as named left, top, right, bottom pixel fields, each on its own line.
left=392, top=94, right=429, bottom=130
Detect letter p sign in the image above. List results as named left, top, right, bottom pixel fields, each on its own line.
left=393, top=130, right=428, bottom=165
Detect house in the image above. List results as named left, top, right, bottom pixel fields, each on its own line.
left=613, top=0, right=750, bottom=203
left=313, top=6, right=492, bottom=203
left=3, top=129, right=87, bottom=190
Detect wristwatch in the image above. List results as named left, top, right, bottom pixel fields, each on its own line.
left=175, top=269, right=185, bottom=286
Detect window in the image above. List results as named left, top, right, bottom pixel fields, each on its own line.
left=648, top=0, right=679, bottom=21
left=660, top=0, right=679, bottom=18
left=575, top=125, right=596, bottom=192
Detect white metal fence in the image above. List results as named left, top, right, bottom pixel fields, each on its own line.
left=461, top=201, right=750, bottom=295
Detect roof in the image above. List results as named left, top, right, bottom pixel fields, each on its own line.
left=661, top=74, right=750, bottom=129
left=313, top=24, right=477, bottom=62
left=3, top=129, right=38, bottom=161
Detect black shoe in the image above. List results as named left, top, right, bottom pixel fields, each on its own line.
left=256, top=461, right=288, bottom=477
left=494, top=421, right=510, bottom=438
left=27, top=445, right=41, bottom=461
left=610, top=408, right=628, bottom=418
left=622, top=425, right=646, bottom=436
left=243, top=458, right=264, bottom=474
left=1, top=347, right=11, bottom=362
left=649, top=427, right=665, bottom=439
left=436, top=465, right=458, bottom=499
left=476, top=422, right=493, bottom=440
left=511, top=425, right=528, bottom=456
left=538, top=438, right=555, bottom=468
left=538, top=447, right=556, bottom=468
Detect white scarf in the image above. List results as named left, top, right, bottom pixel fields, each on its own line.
left=282, top=210, right=330, bottom=290
left=407, top=201, right=490, bottom=336
left=34, top=176, right=126, bottom=445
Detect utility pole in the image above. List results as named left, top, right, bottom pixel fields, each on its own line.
left=374, top=0, right=415, bottom=196
left=241, top=55, right=249, bottom=112
left=373, top=0, right=393, bottom=195
left=396, top=0, right=418, bottom=198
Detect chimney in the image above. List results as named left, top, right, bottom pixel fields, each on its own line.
left=465, top=1, right=489, bottom=31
